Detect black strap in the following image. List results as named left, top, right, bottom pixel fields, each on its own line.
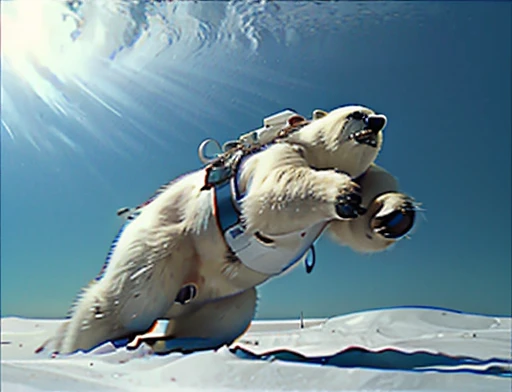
left=305, top=245, right=316, bottom=274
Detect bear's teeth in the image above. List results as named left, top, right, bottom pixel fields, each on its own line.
left=350, top=129, right=372, bottom=141
left=350, top=129, right=377, bottom=146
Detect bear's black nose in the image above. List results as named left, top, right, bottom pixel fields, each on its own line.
left=365, top=115, right=387, bottom=133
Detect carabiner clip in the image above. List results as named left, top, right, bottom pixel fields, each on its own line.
left=198, top=139, right=222, bottom=164
left=304, top=245, right=316, bottom=274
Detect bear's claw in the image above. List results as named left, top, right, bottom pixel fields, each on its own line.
left=335, top=192, right=366, bottom=219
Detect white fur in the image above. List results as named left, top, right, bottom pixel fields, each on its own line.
left=44, top=105, right=417, bottom=355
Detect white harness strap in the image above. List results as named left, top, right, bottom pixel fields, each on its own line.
left=224, top=221, right=326, bottom=275
left=205, top=108, right=327, bottom=276
left=214, top=156, right=326, bottom=276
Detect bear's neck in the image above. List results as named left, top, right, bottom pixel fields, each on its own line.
left=289, top=137, right=379, bottom=179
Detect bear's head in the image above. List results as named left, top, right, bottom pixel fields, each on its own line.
left=290, top=105, right=387, bottom=178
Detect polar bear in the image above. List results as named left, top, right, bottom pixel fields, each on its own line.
left=40, top=105, right=417, bottom=356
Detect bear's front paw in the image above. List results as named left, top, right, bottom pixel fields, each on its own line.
left=371, top=193, right=416, bottom=239
left=335, top=186, right=366, bottom=220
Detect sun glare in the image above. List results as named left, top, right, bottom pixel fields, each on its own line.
left=1, top=0, right=89, bottom=102
left=0, top=0, right=113, bottom=147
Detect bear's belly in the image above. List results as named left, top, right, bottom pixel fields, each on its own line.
left=163, top=261, right=268, bottom=318
left=162, top=218, right=270, bottom=319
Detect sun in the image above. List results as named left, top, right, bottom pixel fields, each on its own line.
left=0, top=0, right=102, bottom=146
left=1, top=0, right=88, bottom=97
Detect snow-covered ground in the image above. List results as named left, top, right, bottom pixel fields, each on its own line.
left=1, top=307, right=510, bottom=391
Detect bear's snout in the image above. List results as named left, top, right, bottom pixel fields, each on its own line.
left=365, top=114, right=387, bottom=133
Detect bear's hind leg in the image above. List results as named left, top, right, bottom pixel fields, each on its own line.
left=132, top=288, right=257, bottom=354
left=37, top=280, right=134, bottom=355
left=56, top=280, right=131, bottom=354
left=54, top=248, right=192, bottom=355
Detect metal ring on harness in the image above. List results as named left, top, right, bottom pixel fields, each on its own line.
left=198, top=139, right=223, bottom=164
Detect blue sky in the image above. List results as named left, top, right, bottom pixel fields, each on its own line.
left=1, top=1, right=510, bottom=319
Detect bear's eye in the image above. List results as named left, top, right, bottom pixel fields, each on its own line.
left=348, top=111, right=366, bottom=121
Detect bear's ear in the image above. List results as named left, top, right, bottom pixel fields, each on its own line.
left=312, top=109, right=328, bottom=120
left=287, top=114, right=306, bottom=127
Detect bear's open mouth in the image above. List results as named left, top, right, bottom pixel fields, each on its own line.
left=349, top=129, right=378, bottom=147
left=345, top=112, right=386, bottom=148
